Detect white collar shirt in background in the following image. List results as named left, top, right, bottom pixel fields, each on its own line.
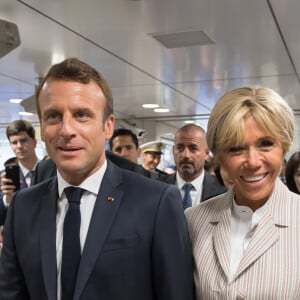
left=176, top=171, right=204, bottom=206
left=229, top=198, right=269, bottom=281
left=56, top=160, right=107, bottom=300
left=19, top=160, right=39, bottom=187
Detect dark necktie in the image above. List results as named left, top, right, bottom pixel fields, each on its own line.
left=182, top=183, right=193, bottom=210
left=28, top=170, right=35, bottom=186
left=61, top=187, right=83, bottom=300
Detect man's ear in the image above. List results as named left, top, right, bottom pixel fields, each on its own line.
left=104, top=115, right=115, bottom=140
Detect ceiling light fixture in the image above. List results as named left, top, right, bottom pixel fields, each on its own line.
left=9, top=98, right=23, bottom=104
left=154, top=108, right=170, bottom=113
left=142, top=104, right=159, bottom=109
left=19, top=111, right=33, bottom=116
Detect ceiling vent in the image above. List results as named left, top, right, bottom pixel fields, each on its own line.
left=0, top=19, right=21, bottom=58
left=149, top=29, right=214, bottom=49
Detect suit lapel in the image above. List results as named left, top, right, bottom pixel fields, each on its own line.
left=40, top=178, right=58, bottom=300
left=74, top=161, right=124, bottom=300
left=212, top=194, right=232, bottom=277
left=234, top=179, right=288, bottom=280
left=201, top=172, right=210, bottom=201
left=234, top=214, right=279, bottom=279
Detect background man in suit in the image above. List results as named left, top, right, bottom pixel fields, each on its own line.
left=162, top=124, right=226, bottom=208
left=0, top=58, right=195, bottom=300
left=0, top=120, right=39, bottom=225
left=109, top=128, right=141, bottom=163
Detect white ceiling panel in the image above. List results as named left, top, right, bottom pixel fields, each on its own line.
left=0, top=0, right=299, bottom=150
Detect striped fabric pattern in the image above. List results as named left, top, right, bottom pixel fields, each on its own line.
left=185, top=179, right=300, bottom=299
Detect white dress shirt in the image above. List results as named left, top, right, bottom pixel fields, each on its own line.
left=56, top=160, right=107, bottom=300
left=176, top=171, right=204, bottom=206
left=229, top=199, right=269, bottom=281
left=19, top=161, right=39, bottom=187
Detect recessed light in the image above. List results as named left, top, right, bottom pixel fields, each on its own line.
left=154, top=108, right=170, bottom=113
left=142, top=104, right=159, bottom=109
left=9, top=98, right=22, bottom=104
left=19, top=112, right=33, bottom=116
left=184, top=120, right=195, bottom=124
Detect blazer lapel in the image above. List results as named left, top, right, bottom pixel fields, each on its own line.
left=234, top=179, right=288, bottom=280
left=211, top=190, right=233, bottom=277
left=74, top=161, right=124, bottom=300
left=234, top=214, right=279, bottom=279
left=40, top=178, right=58, bottom=300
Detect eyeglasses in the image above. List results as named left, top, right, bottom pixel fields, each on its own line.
left=10, top=138, right=32, bottom=146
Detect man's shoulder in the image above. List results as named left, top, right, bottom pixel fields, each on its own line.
left=157, top=172, right=176, bottom=184
left=113, top=166, right=178, bottom=198
left=120, top=166, right=167, bottom=185
left=186, top=192, right=229, bottom=221
left=19, top=176, right=57, bottom=197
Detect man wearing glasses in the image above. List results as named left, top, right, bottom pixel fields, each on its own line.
left=0, top=120, right=39, bottom=226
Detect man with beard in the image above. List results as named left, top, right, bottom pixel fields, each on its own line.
left=162, top=124, right=226, bottom=209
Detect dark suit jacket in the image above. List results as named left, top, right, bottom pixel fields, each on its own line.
left=34, top=151, right=151, bottom=184
left=162, top=171, right=227, bottom=202
left=0, top=152, right=152, bottom=226
left=0, top=161, right=195, bottom=300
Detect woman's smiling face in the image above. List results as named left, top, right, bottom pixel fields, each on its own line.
left=220, top=115, right=284, bottom=211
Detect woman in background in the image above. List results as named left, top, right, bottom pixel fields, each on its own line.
left=285, top=151, right=300, bottom=194
left=186, top=87, right=300, bottom=299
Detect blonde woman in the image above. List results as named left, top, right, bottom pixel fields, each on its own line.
left=186, top=87, right=300, bottom=299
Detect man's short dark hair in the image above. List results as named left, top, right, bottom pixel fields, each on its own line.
left=6, top=120, right=36, bottom=140
left=35, top=58, right=113, bottom=122
left=109, top=128, right=139, bottom=150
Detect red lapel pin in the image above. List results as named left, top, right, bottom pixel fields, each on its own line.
left=107, top=196, right=114, bottom=202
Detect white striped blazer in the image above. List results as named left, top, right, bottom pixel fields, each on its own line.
left=185, top=178, right=300, bottom=299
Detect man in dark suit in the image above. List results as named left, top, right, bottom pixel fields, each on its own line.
left=0, top=120, right=39, bottom=225
left=162, top=124, right=227, bottom=208
left=109, top=128, right=141, bottom=164
left=0, top=58, right=195, bottom=300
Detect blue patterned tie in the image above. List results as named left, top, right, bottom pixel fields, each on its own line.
left=61, top=187, right=83, bottom=300
left=182, top=183, right=193, bottom=210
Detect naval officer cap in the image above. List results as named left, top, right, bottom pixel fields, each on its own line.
left=140, top=141, right=163, bottom=154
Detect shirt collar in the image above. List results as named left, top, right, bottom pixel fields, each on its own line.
left=18, top=160, right=39, bottom=176
left=232, top=197, right=270, bottom=227
left=176, top=170, right=204, bottom=191
left=58, top=160, right=107, bottom=198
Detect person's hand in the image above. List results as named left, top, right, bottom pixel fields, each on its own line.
left=0, top=172, right=16, bottom=205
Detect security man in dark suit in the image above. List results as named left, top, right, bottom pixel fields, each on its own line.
left=161, top=124, right=227, bottom=208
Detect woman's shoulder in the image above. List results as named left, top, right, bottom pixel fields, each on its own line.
left=185, top=192, right=230, bottom=223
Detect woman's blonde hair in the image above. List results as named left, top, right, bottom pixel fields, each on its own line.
left=207, top=87, right=294, bottom=165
